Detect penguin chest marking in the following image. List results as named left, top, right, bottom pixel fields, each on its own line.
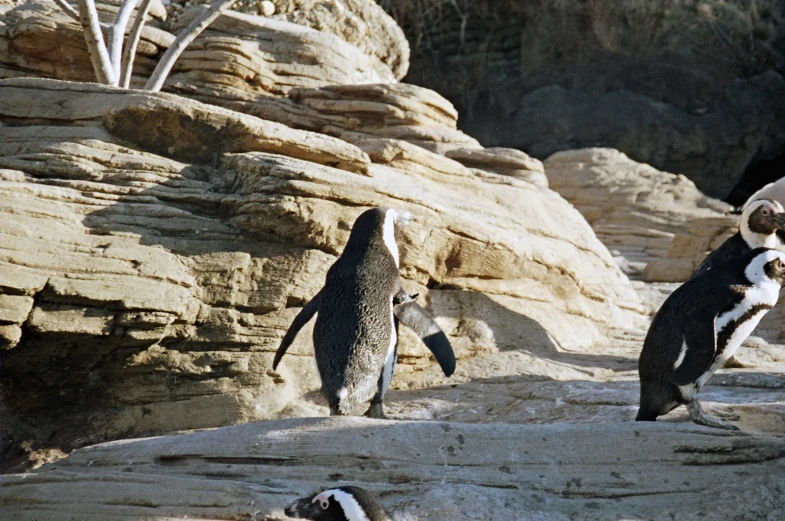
left=677, top=284, right=778, bottom=398
left=697, top=306, right=770, bottom=388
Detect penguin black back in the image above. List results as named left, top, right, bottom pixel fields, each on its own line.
left=315, top=208, right=401, bottom=415
left=284, top=486, right=390, bottom=521
left=272, top=206, right=456, bottom=418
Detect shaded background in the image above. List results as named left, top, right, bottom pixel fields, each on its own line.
left=378, top=0, right=785, bottom=204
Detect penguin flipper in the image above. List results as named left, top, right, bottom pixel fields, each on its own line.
left=394, top=301, right=456, bottom=377
left=670, top=307, right=717, bottom=386
left=272, top=290, right=322, bottom=370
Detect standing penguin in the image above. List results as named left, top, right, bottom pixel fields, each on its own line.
left=692, top=198, right=785, bottom=278
left=637, top=248, right=785, bottom=430
left=283, top=486, right=390, bottom=521
left=272, top=207, right=456, bottom=418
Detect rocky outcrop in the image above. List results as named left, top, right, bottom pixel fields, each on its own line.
left=170, top=0, right=410, bottom=80
left=384, top=0, right=785, bottom=199
left=0, top=0, right=172, bottom=82
left=206, top=83, right=483, bottom=154
left=543, top=148, right=731, bottom=278
left=0, top=0, right=481, bottom=154
left=0, top=78, right=645, bottom=467
left=5, top=417, right=785, bottom=521
left=166, top=8, right=396, bottom=95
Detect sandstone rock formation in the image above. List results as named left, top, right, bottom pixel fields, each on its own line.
left=383, top=0, right=785, bottom=199
left=0, top=77, right=644, bottom=469
left=544, top=148, right=731, bottom=278
left=170, top=0, right=410, bottom=80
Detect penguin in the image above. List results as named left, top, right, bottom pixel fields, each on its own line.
left=637, top=248, right=785, bottom=430
left=284, top=486, right=390, bottom=521
left=272, top=207, right=456, bottom=418
left=691, top=199, right=785, bottom=279
left=743, top=177, right=785, bottom=215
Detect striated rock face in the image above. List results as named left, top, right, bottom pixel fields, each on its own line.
left=0, top=78, right=645, bottom=466
left=265, top=0, right=410, bottom=80
left=166, top=8, right=397, bottom=95
left=544, top=148, right=731, bottom=278
left=0, top=0, right=172, bottom=82
left=169, top=0, right=410, bottom=80
left=4, top=417, right=785, bottom=521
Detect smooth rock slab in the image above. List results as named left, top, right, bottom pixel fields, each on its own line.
left=3, top=417, right=785, bottom=521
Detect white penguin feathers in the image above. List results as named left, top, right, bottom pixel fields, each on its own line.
left=381, top=208, right=412, bottom=268
left=313, top=489, right=371, bottom=521
left=744, top=249, right=785, bottom=288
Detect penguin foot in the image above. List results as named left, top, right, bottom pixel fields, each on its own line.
left=365, top=401, right=385, bottom=419
left=711, top=407, right=741, bottom=421
left=687, top=400, right=739, bottom=431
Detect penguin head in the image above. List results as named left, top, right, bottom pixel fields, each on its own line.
left=745, top=248, right=785, bottom=287
left=740, top=199, right=785, bottom=246
left=343, top=207, right=413, bottom=268
left=283, top=486, right=389, bottom=521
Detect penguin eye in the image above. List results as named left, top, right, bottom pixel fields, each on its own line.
left=319, top=499, right=330, bottom=510
left=762, top=208, right=771, bottom=216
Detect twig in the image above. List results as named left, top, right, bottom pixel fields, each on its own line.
left=145, top=0, right=238, bottom=92
left=120, top=0, right=154, bottom=88
left=108, top=0, right=141, bottom=79
left=76, top=0, right=117, bottom=85
left=52, top=0, right=80, bottom=22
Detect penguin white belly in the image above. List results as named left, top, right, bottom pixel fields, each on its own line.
left=380, top=299, right=397, bottom=398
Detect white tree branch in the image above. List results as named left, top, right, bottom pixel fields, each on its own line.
left=52, top=0, right=80, bottom=22
left=145, top=0, right=238, bottom=92
left=108, top=0, right=141, bottom=79
left=120, top=0, right=154, bottom=88
left=76, top=0, right=117, bottom=85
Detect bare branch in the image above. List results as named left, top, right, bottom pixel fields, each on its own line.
left=108, top=0, right=141, bottom=79
left=145, top=0, right=238, bottom=92
left=120, top=0, right=154, bottom=88
left=52, top=0, right=80, bottom=22
left=76, top=0, right=117, bottom=85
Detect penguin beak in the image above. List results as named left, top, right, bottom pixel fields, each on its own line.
left=283, top=497, right=317, bottom=518
left=773, top=212, right=785, bottom=230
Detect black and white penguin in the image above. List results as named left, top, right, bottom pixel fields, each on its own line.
left=691, top=198, right=785, bottom=279
left=272, top=207, right=456, bottom=418
left=637, top=248, right=785, bottom=430
left=284, top=486, right=390, bottom=521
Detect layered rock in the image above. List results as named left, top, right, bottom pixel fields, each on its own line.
left=165, top=8, right=396, bottom=96
left=169, top=0, right=410, bottom=79
left=0, top=0, right=172, bottom=83
left=0, top=0, right=485, bottom=154
left=0, top=78, right=645, bottom=467
left=543, top=148, right=730, bottom=278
